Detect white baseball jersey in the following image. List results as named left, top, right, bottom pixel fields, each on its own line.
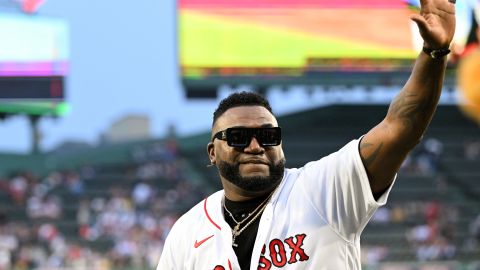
left=158, top=139, right=395, bottom=270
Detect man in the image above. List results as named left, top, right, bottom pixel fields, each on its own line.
left=158, top=0, right=456, bottom=268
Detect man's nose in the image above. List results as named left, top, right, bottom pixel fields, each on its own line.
left=244, top=137, right=264, bottom=153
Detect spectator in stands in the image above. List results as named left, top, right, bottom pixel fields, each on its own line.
left=132, top=181, right=154, bottom=210
left=65, top=172, right=85, bottom=196
left=361, top=245, right=389, bottom=266
left=27, top=194, right=62, bottom=219
left=42, top=171, right=63, bottom=191
left=0, top=223, right=18, bottom=270
left=0, top=178, right=10, bottom=199
left=469, top=214, right=480, bottom=250
left=371, top=207, right=391, bottom=224
left=406, top=200, right=459, bottom=261
left=390, top=204, right=407, bottom=223
left=400, top=137, right=445, bottom=176
left=9, top=174, right=28, bottom=205
left=405, top=137, right=444, bottom=175
left=464, top=139, right=480, bottom=160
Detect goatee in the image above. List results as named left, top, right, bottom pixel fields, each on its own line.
left=217, top=158, right=286, bottom=193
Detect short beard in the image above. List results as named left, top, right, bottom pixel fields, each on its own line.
left=217, top=158, right=286, bottom=193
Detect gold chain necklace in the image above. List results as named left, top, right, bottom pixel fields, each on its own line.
left=223, top=195, right=267, bottom=225
left=223, top=191, right=274, bottom=247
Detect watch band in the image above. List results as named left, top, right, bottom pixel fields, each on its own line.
left=422, top=47, right=451, bottom=59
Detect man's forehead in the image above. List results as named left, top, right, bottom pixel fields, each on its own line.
left=213, top=106, right=277, bottom=130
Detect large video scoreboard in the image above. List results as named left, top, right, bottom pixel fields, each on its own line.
left=178, top=0, right=473, bottom=98
left=179, top=0, right=420, bottom=97
left=0, top=12, right=69, bottom=115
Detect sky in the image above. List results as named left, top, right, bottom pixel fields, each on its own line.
left=0, top=0, right=362, bottom=153
left=0, top=0, right=475, bottom=153
left=0, top=0, right=222, bottom=153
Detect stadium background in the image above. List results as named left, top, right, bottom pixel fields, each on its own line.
left=0, top=0, right=479, bottom=269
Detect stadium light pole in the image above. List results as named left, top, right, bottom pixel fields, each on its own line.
left=29, top=115, right=41, bottom=154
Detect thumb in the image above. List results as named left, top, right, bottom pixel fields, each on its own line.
left=411, top=14, right=429, bottom=34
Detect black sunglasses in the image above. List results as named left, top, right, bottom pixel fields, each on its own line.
left=212, top=127, right=282, bottom=148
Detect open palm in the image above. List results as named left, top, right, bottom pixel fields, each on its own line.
left=411, top=0, right=456, bottom=49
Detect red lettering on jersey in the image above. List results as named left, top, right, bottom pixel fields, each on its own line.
left=269, top=239, right=287, bottom=267
left=285, top=234, right=310, bottom=264
left=258, top=244, right=272, bottom=270
left=213, top=259, right=232, bottom=270
left=257, top=234, right=310, bottom=268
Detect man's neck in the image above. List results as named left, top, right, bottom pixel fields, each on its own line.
left=221, top=178, right=279, bottom=202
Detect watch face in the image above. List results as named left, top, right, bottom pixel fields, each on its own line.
left=431, top=49, right=451, bottom=58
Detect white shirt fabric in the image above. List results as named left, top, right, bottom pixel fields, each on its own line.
left=157, top=139, right=395, bottom=270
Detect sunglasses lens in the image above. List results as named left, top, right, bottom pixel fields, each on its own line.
left=257, top=128, right=281, bottom=146
left=227, top=128, right=250, bottom=147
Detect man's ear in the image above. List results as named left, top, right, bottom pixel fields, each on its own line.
left=207, top=142, right=216, bottom=165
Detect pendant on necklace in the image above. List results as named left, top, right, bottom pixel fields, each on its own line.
left=233, top=224, right=240, bottom=236
left=232, top=234, right=238, bottom=247
left=232, top=224, right=240, bottom=247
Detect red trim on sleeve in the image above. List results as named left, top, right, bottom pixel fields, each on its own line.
left=228, top=259, right=233, bottom=270
left=204, top=197, right=221, bottom=230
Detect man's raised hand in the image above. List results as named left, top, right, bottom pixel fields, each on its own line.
left=411, top=0, right=456, bottom=49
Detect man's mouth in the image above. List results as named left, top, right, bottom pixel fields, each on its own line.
left=240, top=159, right=268, bottom=165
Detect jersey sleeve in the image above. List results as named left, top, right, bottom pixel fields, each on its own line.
left=300, top=139, right=395, bottom=242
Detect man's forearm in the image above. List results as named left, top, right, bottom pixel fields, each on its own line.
left=386, top=52, right=448, bottom=147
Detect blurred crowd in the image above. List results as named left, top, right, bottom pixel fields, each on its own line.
left=362, top=137, right=480, bottom=266
left=400, top=138, right=444, bottom=176
left=0, top=139, right=207, bottom=270
left=0, top=136, right=479, bottom=269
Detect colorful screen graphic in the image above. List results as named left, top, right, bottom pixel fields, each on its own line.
left=0, top=13, right=69, bottom=77
left=179, top=0, right=422, bottom=79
